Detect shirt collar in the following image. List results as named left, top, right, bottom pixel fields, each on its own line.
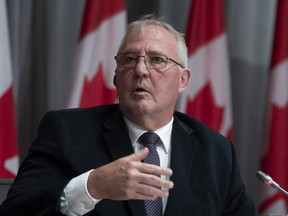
left=124, top=117, right=173, bottom=154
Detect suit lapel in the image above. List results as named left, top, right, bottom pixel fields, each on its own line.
left=103, top=109, right=134, bottom=159
left=164, top=117, right=199, bottom=216
left=103, top=108, right=146, bottom=216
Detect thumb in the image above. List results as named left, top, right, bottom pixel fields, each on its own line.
left=129, top=147, right=149, bottom=162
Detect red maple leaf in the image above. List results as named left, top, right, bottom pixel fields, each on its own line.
left=80, top=63, right=117, bottom=107
left=186, top=82, right=224, bottom=132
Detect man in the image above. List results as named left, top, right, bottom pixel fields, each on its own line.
left=0, top=15, right=258, bottom=216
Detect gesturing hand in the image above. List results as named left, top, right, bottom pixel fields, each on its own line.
left=87, top=148, right=174, bottom=201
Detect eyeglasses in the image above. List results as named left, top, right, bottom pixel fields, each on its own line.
left=114, top=53, right=184, bottom=69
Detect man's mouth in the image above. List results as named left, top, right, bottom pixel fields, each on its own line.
left=134, top=87, right=146, bottom=92
left=132, top=86, right=151, bottom=96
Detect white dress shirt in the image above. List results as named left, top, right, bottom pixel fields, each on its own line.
left=60, top=117, right=173, bottom=216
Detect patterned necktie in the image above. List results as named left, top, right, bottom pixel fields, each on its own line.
left=139, top=132, right=162, bottom=216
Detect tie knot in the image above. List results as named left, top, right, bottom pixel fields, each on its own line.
left=139, top=132, right=160, bottom=147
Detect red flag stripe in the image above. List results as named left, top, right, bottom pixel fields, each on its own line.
left=0, top=88, right=18, bottom=177
left=0, top=88, right=18, bottom=150
left=0, top=0, right=19, bottom=177
left=270, top=0, right=288, bottom=68
left=259, top=0, right=288, bottom=213
left=79, top=0, right=125, bottom=39
left=186, top=0, right=225, bottom=55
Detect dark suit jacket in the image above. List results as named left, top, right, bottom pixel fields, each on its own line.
left=0, top=104, right=258, bottom=216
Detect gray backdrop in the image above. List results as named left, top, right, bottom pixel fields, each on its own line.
left=6, top=0, right=277, bottom=206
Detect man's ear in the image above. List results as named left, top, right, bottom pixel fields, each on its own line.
left=179, top=68, right=191, bottom=94
left=113, top=75, right=117, bottom=87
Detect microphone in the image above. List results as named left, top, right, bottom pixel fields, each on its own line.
left=256, top=170, right=288, bottom=196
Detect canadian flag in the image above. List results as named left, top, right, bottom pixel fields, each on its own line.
left=177, top=0, right=233, bottom=138
left=258, top=0, right=288, bottom=214
left=0, top=0, right=19, bottom=177
left=67, top=0, right=126, bottom=108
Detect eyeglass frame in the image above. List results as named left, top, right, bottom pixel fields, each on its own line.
left=114, top=52, right=184, bottom=69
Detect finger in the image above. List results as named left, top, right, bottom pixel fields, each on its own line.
left=136, top=182, right=170, bottom=199
left=138, top=173, right=174, bottom=190
left=138, top=163, right=173, bottom=177
left=128, top=147, right=149, bottom=162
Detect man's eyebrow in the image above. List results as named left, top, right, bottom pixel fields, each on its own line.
left=146, top=50, right=164, bottom=55
left=119, top=50, right=165, bottom=56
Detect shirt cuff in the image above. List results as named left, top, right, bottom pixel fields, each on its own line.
left=60, top=170, right=101, bottom=215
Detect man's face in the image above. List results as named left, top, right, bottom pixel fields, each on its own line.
left=115, top=25, right=190, bottom=124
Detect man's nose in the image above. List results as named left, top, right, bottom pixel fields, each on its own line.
left=134, top=57, right=149, bottom=76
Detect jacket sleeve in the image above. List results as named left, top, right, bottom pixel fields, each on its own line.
left=0, top=111, right=73, bottom=216
left=221, top=142, right=259, bottom=216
